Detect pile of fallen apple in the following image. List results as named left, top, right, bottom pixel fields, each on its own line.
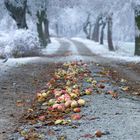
left=25, top=61, right=117, bottom=125
left=25, top=61, right=95, bottom=125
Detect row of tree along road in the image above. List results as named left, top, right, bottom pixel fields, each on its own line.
left=4, top=0, right=140, bottom=56
left=4, top=0, right=50, bottom=47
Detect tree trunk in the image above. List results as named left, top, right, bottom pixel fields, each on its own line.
left=4, top=0, right=28, bottom=29
left=135, top=5, right=140, bottom=56
left=91, top=16, right=101, bottom=42
left=107, top=15, right=114, bottom=51
left=100, top=22, right=106, bottom=45
left=83, top=14, right=91, bottom=39
left=36, top=10, right=50, bottom=47
left=55, top=23, right=59, bottom=37
left=44, top=18, right=51, bottom=43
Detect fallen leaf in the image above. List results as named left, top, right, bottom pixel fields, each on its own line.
left=121, top=86, right=129, bottom=91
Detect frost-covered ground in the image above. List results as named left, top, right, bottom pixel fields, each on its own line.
left=42, top=38, right=60, bottom=55
left=72, top=38, right=140, bottom=63
left=0, top=29, right=40, bottom=58
left=0, top=36, right=140, bottom=64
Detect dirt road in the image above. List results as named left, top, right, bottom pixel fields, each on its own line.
left=0, top=38, right=140, bottom=140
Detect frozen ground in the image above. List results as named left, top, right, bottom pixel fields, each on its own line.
left=72, top=38, right=140, bottom=63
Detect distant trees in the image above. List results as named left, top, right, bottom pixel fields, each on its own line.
left=83, top=12, right=114, bottom=51
left=4, top=0, right=50, bottom=47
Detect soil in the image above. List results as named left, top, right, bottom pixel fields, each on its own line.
left=0, top=62, right=60, bottom=139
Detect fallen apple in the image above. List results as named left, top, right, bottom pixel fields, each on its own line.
left=36, top=93, right=42, bottom=98
left=54, top=92, right=62, bottom=98
left=42, top=92, right=48, bottom=98
left=71, top=114, right=81, bottom=120
left=48, top=107, right=53, bottom=111
left=73, top=108, right=81, bottom=113
left=48, top=99, right=56, bottom=106
left=57, top=104, right=65, bottom=112
left=98, top=84, right=105, bottom=89
left=57, top=95, right=65, bottom=103
left=64, top=94, right=71, bottom=101
left=77, top=99, right=85, bottom=106
left=65, top=100, right=72, bottom=108
left=95, top=130, right=103, bottom=137
left=86, top=77, right=93, bottom=83
left=38, top=115, right=45, bottom=121
left=52, top=103, right=59, bottom=109
left=54, top=119, right=63, bottom=125
left=71, top=100, right=78, bottom=108
left=70, top=93, right=78, bottom=99
left=85, top=88, right=92, bottom=95
left=73, top=88, right=80, bottom=94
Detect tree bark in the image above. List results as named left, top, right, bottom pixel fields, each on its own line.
left=44, top=18, right=51, bottom=43
left=83, top=14, right=92, bottom=39
left=36, top=10, right=50, bottom=47
left=100, top=22, right=106, bottom=45
left=107, top=15, right=114, bottom=51
left=135, top=5, right=140, bottom=56
left=91, top=16, right=102, bottom=42
left=4, top=0, right=28, bottom=29
left=55, top=23, right=59, bottom=37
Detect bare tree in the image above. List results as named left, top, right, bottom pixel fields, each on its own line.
left=100, top=18, right=106, bottom=45
left=4, top=0, right=28, bottom=29
left=36, top=10, right=51, bottom=47
left=83, top=14, right=92, bottom=39
left=135, top=5, right=140, bottom=56
left=91, top=15, right=102, bottom=42
left=107, top=14, right=114, bottom=51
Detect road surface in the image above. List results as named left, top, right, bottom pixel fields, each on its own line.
left=0, top=38, right=140, bottom=140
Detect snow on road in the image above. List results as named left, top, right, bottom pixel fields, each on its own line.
left=1, top=37, right=140, bottom=79
left=42, top=37, right=61, bottom=55
left=61, top=38, right=83, bottom=60
left=72, top=38, right=140, bottom=63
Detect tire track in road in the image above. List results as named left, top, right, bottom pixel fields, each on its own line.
left=71, top=39, right=96, bottom=57
left=45, top=38, right=71, bottom=57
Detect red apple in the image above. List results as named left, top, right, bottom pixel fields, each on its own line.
left=38, top=115, right=46, bottom=121
left=52, top=103, right=59, bottom=109
left=71, top=114, right=81, bottom=120
left=85, top=88, right=92, bottom=95
left=57, top=104, right=65, bottom=112
left=73, top=108, right=81, bottom=113
left=95, top=130, right=103, bottom=137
